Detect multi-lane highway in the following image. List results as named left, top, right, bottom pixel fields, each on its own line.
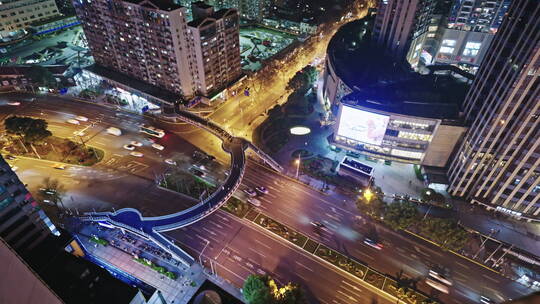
left=1, top=93, right=535, bottom=304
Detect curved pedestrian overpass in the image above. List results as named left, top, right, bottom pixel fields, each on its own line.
left=80, top=110, right=281, bottom=266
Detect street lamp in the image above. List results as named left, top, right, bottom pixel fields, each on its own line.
left=363, top=188, right=374, bottom=202
left=295, top=156, right=301, bottom=179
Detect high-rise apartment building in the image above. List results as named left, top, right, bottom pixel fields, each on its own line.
left=73, top=0, right=196, bottom=97
left=447, top=0, right=510, bottom=33
left=0, top=155, right=58, bottom=257
left=406, top=0, right=451, bottom=68
left=432, top=0, right=511, bottom=72
left=187, top=4, right=241, bottom=96
left=0, top=0, right=61, bottom=39
left=374, top=0, right=438, bottom=59
left=447, top=0, right=540, bottom=219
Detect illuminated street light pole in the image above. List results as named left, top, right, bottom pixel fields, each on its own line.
left=295, top=156, right=301, bottom=179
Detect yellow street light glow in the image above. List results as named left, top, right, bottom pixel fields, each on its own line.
left=363, top=189, right=374, bottom=202
left=289, top=126, right=311, bottom=135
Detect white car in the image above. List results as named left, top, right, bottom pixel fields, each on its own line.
left=130, top=151, right=143, bottom=157
left=247, top=198, right=261, bottom=207
left=165, top=159, right=176, bottom=165
left=130, top=141, right=143, bottom=147
left=123, top=144, right=136, bottom=151
left=425, top=278, right=449, bottom=294
left=66, top=119, right=80, bottom=125
left=152, top=143, right=164, bottom=150
left=7, top=101, right=21, bottom=106
left=75, top=115, right=88, bottom=122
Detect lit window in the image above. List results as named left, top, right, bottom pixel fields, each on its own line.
left=442, top=39, right=456, bottom=46
left=463, top=41, right=481, bottom=57
left=439, top=46, right=454, bottom=54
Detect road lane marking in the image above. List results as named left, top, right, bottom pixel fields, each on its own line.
left=354, top=249, right=375, bottom=261
left=341, top=280, right=363, bottom=293
left=295, top=261, right=314, bottom=272
left=455, top=261, right=470, bottom=269
left=248, top=247, right=266, bottom=258
left=254, top=239, right=271, bottom=249
left=336, top=290, right=358, bottom=303
left=482, top=274, right=500, bottom=283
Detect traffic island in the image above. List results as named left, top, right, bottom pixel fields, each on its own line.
left=3, top=135, right=104, bottom=166
left=221, top=196, right=252, bottom=218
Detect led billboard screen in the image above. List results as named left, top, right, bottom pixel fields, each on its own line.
left=337, top=106, right=390, bottom=145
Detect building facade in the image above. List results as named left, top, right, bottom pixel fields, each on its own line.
left=73, top=0, right=196, bottom=98
left=447, top=0, right=540, bottom=220
left=431, top=0, right=511, bottom=73
left=0, top=0, right=61, bottom=39
left=406, top=0, right=451, bottom=68
left=373, top=0, right=437, bottom=59
left=0, top=155, right=59, bottom=256
left=187, top=6, right=241, bottom=96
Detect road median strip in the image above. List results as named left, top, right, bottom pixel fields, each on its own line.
left=220, top=198, right=437, bottom=304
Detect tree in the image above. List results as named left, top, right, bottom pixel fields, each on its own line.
left=243, top=275, right=306, bottom=304
left=384, top=201, right=418, bottom=230
left=5, top=116, right=52, bottom=144
left=24, top=65, right=58, bottom=88
left=280, top=283, right=307, bottom=304
left=243, top=275, right=274, bottom=304
left=420, top=218, right=469, bottom=251
left=36, top=177, right=66, bottom=209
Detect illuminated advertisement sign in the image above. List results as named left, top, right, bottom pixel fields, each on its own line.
left=337, top=106, right=390, bottom=145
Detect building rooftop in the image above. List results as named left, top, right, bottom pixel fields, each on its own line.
left=188, top=8, right=237, bottom=27
left=124, top=0, right=183, bottom=11
left=85, top=64, right=183, bottom=103
left=341, top=74, right=470, bottom=119
left=326, top=17, right=412, bottom=91
left=0, top=65, right=68, bottom=76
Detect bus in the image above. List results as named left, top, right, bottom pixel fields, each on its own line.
left=139, top=124, right=165, bottom=138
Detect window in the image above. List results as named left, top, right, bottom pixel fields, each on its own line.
left=463, top=41, right=481, bottom=56
left=442, top=39, right=456, bottom=47
left=440, top=46, right=454, bottom=54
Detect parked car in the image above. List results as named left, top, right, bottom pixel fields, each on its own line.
left=123, top=144, right=136, bottom=151
left=7, top=101, right=21, bottom=106
left=66, top=119, right=80, bottom=125
left=130, top=141, right=143, bottom=147
left=75, top=115, right=88, bottom=121
left=130, top=151, right=143, bottom=157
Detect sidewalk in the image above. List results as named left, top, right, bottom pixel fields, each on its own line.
left=74, top=222, right=243, bottom=304
left=452, top=198, right=540, bottom=258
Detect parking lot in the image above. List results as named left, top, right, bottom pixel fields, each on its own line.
left=0, top=25, right=92, bottom=68
left=239, top=26, right=296, bottom=71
